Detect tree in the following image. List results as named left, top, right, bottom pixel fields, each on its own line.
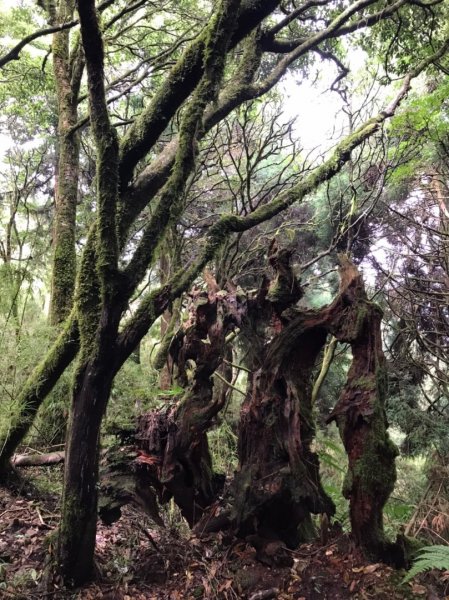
left=0, top=0, right=447, bottom=587
left=47, top=0, right=82, bottom=325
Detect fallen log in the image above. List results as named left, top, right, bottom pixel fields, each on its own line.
left=12, top=451, right=65, bottom=467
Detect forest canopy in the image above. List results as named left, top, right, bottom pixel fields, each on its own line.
left=0, top=0, right=449, bottom=595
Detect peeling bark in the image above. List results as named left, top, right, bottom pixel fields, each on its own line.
left=93, top=254, right=400, bottom=567
left=327, top=258, right=400, bottom=564
left=232, top=243, right=334, bottom=547
left=138, top=282, right=244, bottom=525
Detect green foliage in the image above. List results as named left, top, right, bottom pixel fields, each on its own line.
left=404, top=545, right=449, bottom=582
left=359, top=1, right=448, bottom=76
left=106, top=356, right=161, bottom=432
left=383, top=498, right=414, bottom=539
left=30, top=369, right=72, bottom=447
left=208, top=419, right=238, bottom=475
left=317, top=428, right=349, bottom=528
left=0, top=313, right=55, bottom=440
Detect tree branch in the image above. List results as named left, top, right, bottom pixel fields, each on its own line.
left=118, top=0, right=282, bottom=188
left=0, top=0, right=115, bottom=69
left=78, top=0, right=119, bottom=296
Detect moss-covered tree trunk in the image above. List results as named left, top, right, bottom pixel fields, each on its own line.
left=57, top=352, right=119, bottom=584
left=153, top=229, right=182, bottom=388
left=55, top=0, right=122, bottom=580
left=327, top=259, right=399, bottom=562
left=49, top=0, right=83, bottom=325
left=56, top=0, right=243, bottom=586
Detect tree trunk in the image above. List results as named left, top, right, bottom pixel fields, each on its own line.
left=232, top=244, right=335, bottom=546
left=56, top=0, right=243, bottom=584
left=327, top=258, right=401, bottom=564
left=142, top=283, right=244, bottom=525
left=233, top=323, right=335, bottom=546
left=49, top=0, right=83, bottom=325
left=57, top=362, right=114, bottom=586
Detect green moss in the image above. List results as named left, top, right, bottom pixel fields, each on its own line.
left=0, top=315, right=79, bottom=469
left=352, top=374, right=376, bottom=391
left=343, top=399, right=398, bottom=502
left=74, top=226, right=101, bottom=361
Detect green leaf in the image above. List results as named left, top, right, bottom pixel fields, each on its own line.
left=403, top=545, right=449, bottom=582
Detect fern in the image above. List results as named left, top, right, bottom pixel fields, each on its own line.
left=403, top=545, right=449, bottom=582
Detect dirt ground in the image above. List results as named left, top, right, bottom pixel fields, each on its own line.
left=0, top=470, right=446, bottom=600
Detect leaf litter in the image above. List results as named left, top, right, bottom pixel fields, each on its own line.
left=0, top=482, right=447, bottom=599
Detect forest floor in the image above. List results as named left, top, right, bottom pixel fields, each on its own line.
left=0, top=469, right=446, bottom=600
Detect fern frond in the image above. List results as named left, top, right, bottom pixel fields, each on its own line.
left=403, top=545, right=449, bottom=582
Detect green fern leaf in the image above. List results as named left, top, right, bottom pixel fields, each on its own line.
left=403, top=545, right=449, bottom=582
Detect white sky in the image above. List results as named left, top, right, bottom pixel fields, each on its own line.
left=283, top=75, right=345, bottom=154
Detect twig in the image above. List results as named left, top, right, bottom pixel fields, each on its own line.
left=223, top=358, right=252, bottom=373
left=414, top=482, right=442, bottom=538
left=137, top=523, right=159, bottom=551
left=249, top=589, right=279, bottom=600
left=0, top=507, right=29, bottom=519
left=36, top=506, right=45, bottom=526
left=213, top=372, right=246, bottom=396
left=404, top=483, right=432, bottom=536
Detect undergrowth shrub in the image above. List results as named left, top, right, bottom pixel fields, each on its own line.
left=208, top=419, right=238, bottom=476
left=316, top=426, right=349, bottom=528
left=404, top=545, right=449, bottom=582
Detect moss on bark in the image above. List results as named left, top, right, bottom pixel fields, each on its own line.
left=49, top=0, right=82, bottom=325
left=327, top=261, right=401, bottom=563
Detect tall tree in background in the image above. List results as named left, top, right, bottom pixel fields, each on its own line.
left=48, top=0, right=82, bottom=325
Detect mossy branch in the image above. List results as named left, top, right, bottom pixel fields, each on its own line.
left=118, top=30, right=263, bottom=241
left=74, top=228, right=101, bottom=362
left=152, top=299, right=181, bottom=371
left=0, top=315, right=79, bottom=472
left=122, top=0, right=242, bottom=296
left=118, top=0, right=281, bottom=187
left=78, top=0, right=119, bottom=300
left=114, top=66, right=435, bottom=361
left=122, top=34, right=449, bottom=265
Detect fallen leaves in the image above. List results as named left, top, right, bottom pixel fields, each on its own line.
left=0, top=485, right=447, bottom=600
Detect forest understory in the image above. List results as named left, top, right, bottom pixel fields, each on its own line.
left=1, top=0, right=449, bottom=597
left=0, top=469, right=445, bottom=600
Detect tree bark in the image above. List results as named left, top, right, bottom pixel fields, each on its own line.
left=141, top=282, right=244, bottom=525
left=232, top=244, right=335, bottom=547
left=327, top=258, right=400, bottom=563
left=49, top=0, right=83, bottom=325
left=57, top=357, right=116, bottom=585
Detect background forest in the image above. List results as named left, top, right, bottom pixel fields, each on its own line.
left=0, top=0, right=449, bottom=598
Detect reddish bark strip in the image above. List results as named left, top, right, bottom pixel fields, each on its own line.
left=327, top=259, right=400, bottom=563
left=99, top=255, right=402, bottom=565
